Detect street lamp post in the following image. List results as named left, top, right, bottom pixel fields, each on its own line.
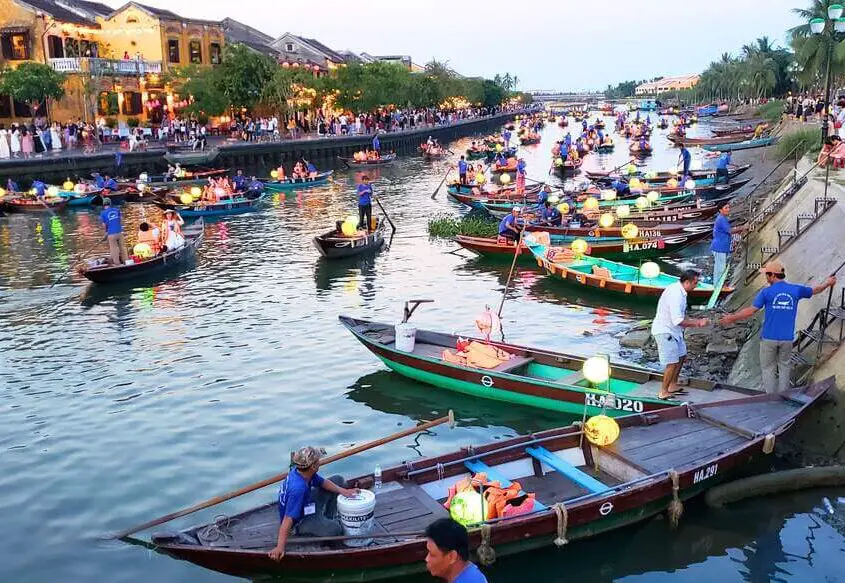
left=810, top=4, right=845, bottom=140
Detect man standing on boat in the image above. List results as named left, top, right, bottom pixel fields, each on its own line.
left=715, top=151, right=731, bottom=184
left=458, top=156, right=468, bottom=185
left=678, top=144, right=691, bottom=181
left=269, top=446, right=359, bottom=561
left=651, top=270, right=710, bottom=399
left=372, top=134, right=380, bottom=155
left=719, top=260, right=836, bottom=393
left=100, top=197, right=127, bottom=265
left=425, top=519, right=488, bottom=583
left=711, top=203, right=745, bottom=284
left=357, top=175, right=374, bottom=233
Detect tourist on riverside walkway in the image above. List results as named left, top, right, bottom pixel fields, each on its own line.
left=357, top=175, right=373, bottom=233
left=719, top=260, right=836, bottom=393
left=424, top=518, right=488, bottom=583
left=711, top=203, right=745, bottom=284
left=651, top=270, right=710, bottom=399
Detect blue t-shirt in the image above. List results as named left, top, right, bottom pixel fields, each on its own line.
left=503, top=131, right=511, bottom=141
left=372, top=136, right=380, bottom=150
left=33, top=181, right=46, bottom=197
left=94, top=175, right=105, bottom=188
left=233, top=175, right=245, bottom=191
left=357, top=183, right=372, bottom=206
left=455, top=563, right=487, bottom=583
left=717, top=153, right=731, bottom=170
left=541, top=206, right=561, bottom=223
left=278, top=469, right=324, bottom=523
left=710, top=214, right=732, bottom=253
left=753, top=281, right=814, bottom=341
left=307, top=162, right=317, bottom=174
left=681, top=149, right=691, bottom=167
left=100, top=207, right=122, bottom=235
left=498, top=214, right=517, bottom=235
left=517, top=160, right=526, bottom=174
left=104, top=178, right=118, bottom=191
left=458, top=160, right=468, bottom=174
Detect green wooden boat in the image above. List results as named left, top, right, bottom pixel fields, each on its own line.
left=263, top=170, right=333, bottom=193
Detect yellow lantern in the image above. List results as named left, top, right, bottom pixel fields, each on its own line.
left=47, top=185, right=60, bottom=198
left=635, top=196, right=648, bottom=209
left=557, top=202, right=570, bottom=214
left=62, top=180, right=74, bottom=191
left=629, top=178, right=642, bottom=190
left=616, top=205, right=631, bottom=218
left=0, top=187, right=5, bottom=196
left=341, top=221, right=358, bottom=236
left=496, top=144, right=504, bottom=152
left=646, top=190, right=660, bottom=203
left=582, top=355, right=610, bottom=384
left=684, top=179, right=696, bottom=190
left=621, top=223, right=639, bottom=239
left=570, top=238, right=589, bottom=255
left=555, top=157, right=564, bottom=167
left=640, top=261, right=661, bottom=279
left=500, top=173, right=511, bottom=185
left=180, top=193, right=194, bottom=205
left=190, top=186, right=201, bottom=197
left=583, top=196, right=599, bottom=210
left=667, top=178, right=678, bottom=189
left=584, top=415, right=620, bottom=446
left=271, top=169, right=279, bottom=179
left=133, top=242, right=153, bottom=258
left=601, top=189, right=616, bottom=201
left=626, top=164, right=637, bottom=174
left=599, top=213, right=614, bottom=228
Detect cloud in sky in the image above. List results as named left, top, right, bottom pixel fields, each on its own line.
left=112, top=0, right=804, bottom=90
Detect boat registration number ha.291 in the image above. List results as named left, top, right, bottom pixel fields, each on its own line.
left=693, top=464, right=718, bottom=484
left=584, top=393, right=644, bottom=413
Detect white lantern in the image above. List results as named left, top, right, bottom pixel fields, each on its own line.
left=836, top=17, right=845, bottom=32
left=47, top=185, right=60, bottom=197
left=685, top=179, right=697, bottom=190
left=810, top=17, right=826, bottom=34
left=640, top=261, right=661, bottom=279
left=830, top=4, right=844, bottom=20
left=582, top=356, right=610, bottom=385
left=616, top=205, right=631, bottom=218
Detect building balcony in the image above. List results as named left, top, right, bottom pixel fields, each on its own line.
left=48, top=58, right=163, bottom=76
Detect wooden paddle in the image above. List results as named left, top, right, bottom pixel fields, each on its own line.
left=111, top=411, right=456, bottom=539
left=431, top=168, right=452, bottom=200
left=373, top=194, right=396, bottom=233
left=497, top=230, right=524, bottom=319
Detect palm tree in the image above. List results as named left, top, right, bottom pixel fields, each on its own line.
left=790, top=0, right=845, bottom=85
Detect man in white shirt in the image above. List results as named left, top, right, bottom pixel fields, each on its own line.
left=650, top=270, right=709, bottom=399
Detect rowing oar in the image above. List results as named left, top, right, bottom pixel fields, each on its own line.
left=431, top=168, right=452, bottom=200
left=110, top=411, right=456, bottom=539
left=497, top=231, right=524, bottom=319
left=49, top=235, right=108, bottom=289
left=373, top=194, right=396, bottom=233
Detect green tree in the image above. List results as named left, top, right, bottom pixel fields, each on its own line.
left=790, top=0, right=845, bottom=85
left=216, top=43, right=275, bottom=110
left=0, top=62, right=65, bottom=119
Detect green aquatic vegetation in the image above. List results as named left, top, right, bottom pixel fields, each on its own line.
left=428, top=213, right=499, bottom=238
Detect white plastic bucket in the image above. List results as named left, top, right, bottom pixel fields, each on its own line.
left=394, top=323, right=417, bottom=352
left=337, top=489, right=376, bottom=547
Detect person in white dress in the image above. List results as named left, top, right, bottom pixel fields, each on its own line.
left=9, top=124, right=21, bottom=157
left=50, top=123, right=62, bottom=151
left=0, top=124, right=10, bottom=159
left=160, top=209, right=185, bottom=250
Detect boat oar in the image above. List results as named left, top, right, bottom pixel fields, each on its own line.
left=431, top=168, right=452, bottom=200
left=497, top=232, right=524, bottom=319
left=49, top=235, right=107, bottom=288
left=373, top=194, right=395, bottom=233
left=110, top=411, right=456, bottom=539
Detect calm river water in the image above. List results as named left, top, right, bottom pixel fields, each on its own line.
left=2, top=114, right=844, bottom=582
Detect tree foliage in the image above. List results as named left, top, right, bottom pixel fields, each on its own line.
left=0, top=62, right=65, bottom=114
left=790, top=0, right=845, bottom=86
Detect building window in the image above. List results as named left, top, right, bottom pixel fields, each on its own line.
left=98, top=91, right=119, bottom=116
left=0, top=95, right=11, bottom=118
left=64, top=38, right=80, bottom=58
left=1, top=32, right=30, bottom=60
left=167, top=39, right=180, bottom=63
left=122, top=91, right=143, bottom=115
left=210, top=42, right=221, bottom=65
left=285, top=42, right=295, bottom=52
left=47, top=35, right=64, bottom=58
left=189, top=40, right=202, bottom=64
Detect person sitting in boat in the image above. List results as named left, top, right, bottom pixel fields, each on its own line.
left=268, top=446, right=359, bottom=562
left=160, top=209, right=185, bottom=251
left=32, top=180, right=46, bottom=199
left=306, top=161, right=318, bottom=179
left=7, top=178, right=19, bottom=193
left=174, top=164, right=185, bottom=178
left=164, top=165, right=176, bottom=181
left=136, top=221, right=161, bottom=255
left=93, top=173, right=105, bottom=189
left=424, top=518, right=488, bottom=583
left=536, top=185, right=551, bottom=207
left=102, top=175, right=118, bottom=192
left=292, top=161, right=305, bottom=180
left=610, top=178, right=631, bottom=196
left=466, top=165, right=476, bottom=184
left=538, top=200, right=562, bottom=226
left=638, top=137, right=650, bottom=152
left=233, top=170, right=246, bottom=192
left=276, top=166, right=286, bottom=181
left=475, top=164, right=487, bottom=186
left=753, top=123, right=765, bottom=139
left=494, top=152, right=507, bottom=168
left=498, top=207, right=523, bottom=242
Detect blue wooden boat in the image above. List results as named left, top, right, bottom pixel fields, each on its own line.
left=263, top=170, right=333, bottom=193
left=696, top=104, right=718, bottom=117
left=153, top=192, right=266, bottom=217
left=702, top=136, right=778, bottom=152
left=57, top=188, right=104, bottom=207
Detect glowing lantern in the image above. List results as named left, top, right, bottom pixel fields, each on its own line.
left=496, top=144, right=503, bottom=152
left=616, top=205, right=631, bottom=218
left=0, top=187, right=5, bottom=196
left=133, top=242, right=153, bottom=258
left=555, top=157, right=564, bottom=167
left=570, top=238, right=589, bottom=255
left=500, top=173, right=511, bottom=185
left=635, top=196, right=648, bottom=209
left=584, top=415, right=620, bottom=446
left=601, top=189, right=616, bottom=201
left=667, top=178, right=678, bottom=188
left=583, top=196, right=599, bottom=210
left=629, top=178, right=642, bottom=190
left=548, top=195, right=560, bottom=204
left=646, top=190, right=660, bottom=203
left=645, top=171, right=657, bottom=179
left=599, top=213, right=614, bottom=228
left=47, top=186, right=60, bottom=198
left=684, top=179, right=696, bottom=190
left=640, top=261, right=661, bottom=279
left=190, top=186, right=201, bottom=197
left=450, top=490, right=485, bottom=526
left=582, top=355, right=610, bottom=384
left=557, top=203, right=570, bottom=214
left=626, top=164, right=637, bottom=175
left=62, top=180, right=74, bottom=191
left=621, top=223, right=639, bottom=239
left=180, top=193, right=194, bottom=205
left=341, top=221, right=357, bottom=236
left=271, top=169, right=279, bottom=179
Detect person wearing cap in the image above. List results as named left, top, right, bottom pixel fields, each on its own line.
left=719, top=260, right=836, bottom=393
left=100, top=197, right=127, bottom=265
left=424, top=518, right=488, bottom=582
left=269, top=446, right=359, bottom=561
left=651, top=269, right=710, bottom=399
left=538, top=200, right=562, bottom=227
left=711, top=203, right=745, bottom=284
left=498, top=206, right=522, bottom=242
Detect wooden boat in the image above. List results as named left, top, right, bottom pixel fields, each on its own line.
left=263, top=171, right=333, bottom=193
left=466, top=149, right=488, bottom=160
left=80, top=219, right=203, bottom=284
left=702, top=137, right=778, bottom=152
left=422, top=149, right=446, bottom=160
left=491, top=161, right=518, bottom=174
left=164, top=146, right=220, bottom=165
left=153, top=192, right=266, bottom=217
left=553, top=159, right=582, bottom=176
left=558, top=118, right=569, bottom=127
left=525, top=238, right=733, bottom=302
left=667, top=133, right=755, bottom=146
left=446, top=182, right=543, bottom=200
left=525, top=217, right=718, bottom=238
left=3, top=196, right=69, bottom=213
left=455, top=226, right=711, bottom=261
left=313, top=219, right=386, bottom=259
left=147, top=376, right=831, bottom=581
left=520, top=136, right=541, bottom=146
left=56, top=187, right=106, bottom=207
left=117, top=168, right=228, bottom=190
left=586, top=164, right=751, bottom=184
left=595, top=143, right=615, bottom=153
left=710, top=124, right=765, bottom=137
left=338, top=153, right=397, bottom=167
left=629, top=144, right=652, bottom=157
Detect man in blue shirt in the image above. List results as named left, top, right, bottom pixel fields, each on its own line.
left=502, top=129, right=511, bottom=148
left=498, top=207, right=522, bottom=242
left=678, top=144, right=691, bottom=180
left=564, top=132, right=572, bottom=150
left=93, top=173, right=105, bottom=189
left=356, top=175, right=374, bottom=232
left=710, top=203, right=745, bottom=284
left=720, top=260, right=836, bottom=393
left=372, top=135, right=380, bottom=153
left=269, top=446, right=359, bottom=561
left=32, top=180, right=46, bottom=198
left=103, top=175, right=119, bottom=191
left=425, top=518, right=488, bottom=583
left=538, top=200, right=562, bottom=226
left=100, top=197, right=127, bottom=265
left=457, top=155, right=468, bottom=185
left=716, top=151, right=731, bottom=184
left=233, top=169, right=246, bottom=192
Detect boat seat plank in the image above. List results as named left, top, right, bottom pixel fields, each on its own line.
left=371, top=481, right=448, bottom=534
left=525, top=446, right=610, bottom=494
left=611, top=419, right=708, bottom=452
left=700, top=401, right=798, bottom=435
left=618, top=425, right=732, bottom=462
left=555, top=372, right=585, bottom=386
left=631, top=433, right=747, bottom=474
left=464, top=459, right=547, bottom=510
left=491, top=356, right=535, bottom=374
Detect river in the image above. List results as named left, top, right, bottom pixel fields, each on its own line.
left=2, top=112, right=843, bottom=582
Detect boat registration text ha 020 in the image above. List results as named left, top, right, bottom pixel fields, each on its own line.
left=584, top=393, right=644, bottom=413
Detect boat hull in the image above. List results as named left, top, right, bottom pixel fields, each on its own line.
left=313, top=225, right=385, bottom=259
left=264, top=171, right=333, bottom=192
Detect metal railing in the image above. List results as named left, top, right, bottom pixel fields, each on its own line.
left=48, top=57, right=162, bottom=75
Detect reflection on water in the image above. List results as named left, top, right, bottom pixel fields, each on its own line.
left=2, top=116, right=839, bottom=583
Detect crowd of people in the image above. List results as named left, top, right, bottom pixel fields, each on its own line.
left=0, top=119, right=101, bottom=159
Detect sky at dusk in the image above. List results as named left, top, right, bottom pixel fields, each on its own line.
left=109, top=0, right=805, bottom=90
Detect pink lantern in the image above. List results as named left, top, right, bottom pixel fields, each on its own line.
left=282, top=62, right=290, bottom=68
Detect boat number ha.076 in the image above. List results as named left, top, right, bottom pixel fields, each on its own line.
left=693, top=464, right=718, bottom=484
left=481, top=375, right=494, bottom=388
left=584, top=393, right=644, bottom=413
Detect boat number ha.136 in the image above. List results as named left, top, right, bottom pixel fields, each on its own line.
left=584, top=393, right=644, bottom=413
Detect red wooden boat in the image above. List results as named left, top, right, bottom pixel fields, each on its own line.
left=143, top=375, right=833, bottom=581
left=338, top=153, right=397, bottom=167
left=667, top=133, right=755, bottom=146
left=3, top=196, right=69, bottom=213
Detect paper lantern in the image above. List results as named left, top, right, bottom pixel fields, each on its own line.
left=599, top=213, right=614, bottom=228
left=0, top=187, right=5, bottom=196
left=496, top=144, right=503, bottom=152
left=626, top=164, right=637, bottom=175
left=601, top=189, right=617, bottom=201
left=500, top=173, right=511, bottom=185
left=616, top=205, right=631, bottom=218
left=555, top=157, right=564, bottom=167
left=570, top=238, right=588, bottom=255
left=629, top=178, right=642, bottom=190
left=190, top=187, right=201, bottom=197
left=179, top=193, right=193, bottom=205
left=548, top=195, right=560, bottom=204
left=133, top=242, right=153, bottom=259
left=583, top=197, right=599, bottom=210
left=557, top=203, right=570, bottom=214
left=341, top=221, right=357, bottom=236
left=667, top=178, right=678, bottom=188
left=640, top=261, right=661, bottom=279
left=450, top=489, right=485, bottom=526
left=62, top=180, right=74, bottom=191
left=635, top=196, right=648, bottom=209
left=346, top=215, right=358, bottom=226
left=646, top=190, right=660, bottom=203
left=47, top=186, right=60, bottom=198
left=685, top=179, right=696, bottom=190
left=271, top=169, right=279, bottom=179
left=584, top=415, right=620, bottom=446
left=582, top=356, right=610, bottom=384
left=621, top=223, right=639, bottom=239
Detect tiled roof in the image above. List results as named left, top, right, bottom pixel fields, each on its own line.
left=20, top=0, right=98, bottom=25
left=300, top=36, right=344, bottom=63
